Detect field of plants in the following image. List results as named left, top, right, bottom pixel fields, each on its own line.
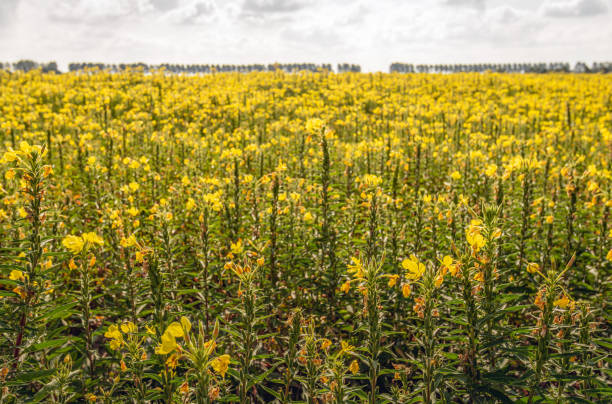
left=0, top=69, right=610, bottom=403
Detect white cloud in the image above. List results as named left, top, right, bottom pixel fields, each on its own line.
left=0, top=0, right=610, bottom=72
left=162, top=0, right=217, bottom=24
left=47, top=0, right=137, bottom=23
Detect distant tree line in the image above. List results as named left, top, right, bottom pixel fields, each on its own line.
left=0, top=60, right=59, bottom=73
left=1, top=61, right=338, bottom=74
left=3, top=60, right=611, bottom=74
left=574, top=62, right=612, bottom=73
left=337, top=63, right=361, bottom=73
left=390, top=62, right=612, bottom=74
left=66, top=62, right=334, bottom=73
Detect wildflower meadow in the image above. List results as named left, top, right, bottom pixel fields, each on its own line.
left=0, top=69, right=610, bottom=403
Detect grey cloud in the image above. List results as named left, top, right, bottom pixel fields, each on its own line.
left=149, top=0, right=180, bottom=11
left=0, top=0, right=20, bottom=25
left=442, top=0, right=485, bottom=11
left=242, top=0, right=307, bottom=14
left=47, top=0, right=135, bottom=23
left=541, top=0, right=608, bottom=17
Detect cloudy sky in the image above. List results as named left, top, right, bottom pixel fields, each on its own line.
left=0, top=0, right=611, bottom=72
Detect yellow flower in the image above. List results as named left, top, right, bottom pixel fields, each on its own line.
left=156, top=331, right=178, bottom=355
left=166, top=353, right=180, bottom=369
left=120, top=234, right=138, bottom=248
left=466, top=231, right=486, bottom=253
left=440, top=255, right=457, bottom=275
left=104, top=324, right=122, bottom=340
left=120, top=322, right=137, bottom=333
left=166, top=322, right=185, bottom=338
left=135, top=250, right=145, bottom=263
left=526, top=262, right=540, bottom=274
left=349, top=359, right=359, bottom=375
left=340, top=340, right=355, bottom=352
left=62, top=235, right=84, bottom=255
left=450, top=171, right=461, bottom=180
left=9, top=270, right=25, bottom=282
left=186, top=197, right=196, bottom=211
left=474, top=272, right=484, bottom=282
left=210, top=354, right=230, bottom=378
left=83, top=232, right=104, bottom=247
left=303, top=211, right=314, bottom=223
left=19, top=141, right=41, bottom=155
left=128, top=181, right=139, bottom=192
left=42, top=259, right=53, bottom=270
left=340, top=281, right=350, bottom=293
left=2, top=150, right=18, bottom=163
left=110, top=339, right=123, bottom=351
left=105, top=324, right=124, bottom=350
left=554, top=294, right=571, bottom=309
left=230, top=239, right=243, bottom=255
left=388, top=274, right=399, bottom=287
left=441, top=255, right=453, bottom=268
left=62, top=232, right=103, bottom=255
left=402, top=283, right=411, bottom=298
left=347, top=256, right=364, bottom=279
left=361, top=174, right=382, bottom=187
left=13, top=286, right=26, bottom=299
left=606, top=249, right=612, bottom=262
left=204, top=339, right=217, bottom=355
left=402, top=255, right=425, bottom=281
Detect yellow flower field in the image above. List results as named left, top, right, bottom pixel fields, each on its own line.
left=0, top=69, right=611, bottom=403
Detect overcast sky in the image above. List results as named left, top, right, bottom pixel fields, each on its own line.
left=0, top=0, right=611, bottom=72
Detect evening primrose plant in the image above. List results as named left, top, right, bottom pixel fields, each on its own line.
left=158, top=317, right=230, bottom=404
left=1, top=143, right=56, bottom=390
left=62, top=231, right=104, bottom=389
left=527, top=254, right=577, bottom=404
left=344, top=254, right=390, bottom=404
left=104, top=321, right=149, bottom=402
left=226, top=253, right=266, bottom=403
left=405, top=258, right=444, bottom=404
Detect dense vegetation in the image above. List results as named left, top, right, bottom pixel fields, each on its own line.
left=0, top=70, right=610, bottom=403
